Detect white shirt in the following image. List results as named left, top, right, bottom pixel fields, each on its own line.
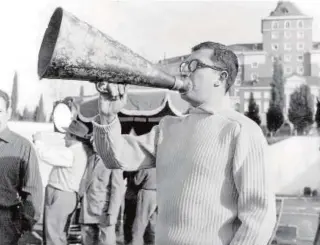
left=34, top=141, right=88, bottom=192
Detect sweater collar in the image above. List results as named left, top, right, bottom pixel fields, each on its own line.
left=188, top=95, right=232, bottom=115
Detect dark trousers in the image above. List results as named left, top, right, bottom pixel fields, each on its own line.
left=124, top=199, right=137, bottom=244
left=131, top=189, right=157, bottom=245
left=0, top=208, right=21, bottom=245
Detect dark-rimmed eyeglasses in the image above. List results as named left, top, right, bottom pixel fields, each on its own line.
left=179, top=59, right=226, bottom=74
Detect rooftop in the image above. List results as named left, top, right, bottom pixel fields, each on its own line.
left=269, top=1, right=306, bottom=17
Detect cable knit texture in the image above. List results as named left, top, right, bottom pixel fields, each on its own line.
left=93, top=107, right=276, bottom=245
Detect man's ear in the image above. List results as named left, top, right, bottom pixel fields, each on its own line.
left=214, top=72, right=228, bottom=87
left=220, top=71, right=228, bottom=83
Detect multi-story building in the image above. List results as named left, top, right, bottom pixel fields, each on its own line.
left=157, top=1, right=320, bottom=125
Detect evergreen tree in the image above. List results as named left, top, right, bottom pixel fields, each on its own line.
left=272, top=59, right=285, bottom=110
left=266, top=59, right=285, bottom=135
left=315, top=97, right=320, bottom=130
left=11, top=71, right=19, bottom=120
left=288, top=84, right=314, bottom=135
left=22, top=107, right=35, bottom=121
left=35, top=95, right=46, bottom=122
left=80, top=85, right=85, bottom=97
left=245, top=92, right=261, bottom=125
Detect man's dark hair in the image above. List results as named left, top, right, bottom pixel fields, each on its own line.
left=192, top=41, right=239, bottom=92
left=0, top=89, right=10, bottom=110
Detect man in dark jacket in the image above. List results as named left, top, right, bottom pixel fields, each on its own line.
left=0, top=89, right=43, bottom=245
left=79, top=138, right=125, bottom=245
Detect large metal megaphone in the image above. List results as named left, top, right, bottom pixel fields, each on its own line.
left=38, top=7, right=190, bottom=93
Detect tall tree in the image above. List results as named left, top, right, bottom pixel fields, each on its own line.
left=272, top=58, right=285, bottom=110
left=245, top=92, right=261, bottom=125
left=288, top=84, right=314, bottom=135
left=266, top=59, right=285, bottom=135
left=22, top=107, right=35, bottom=121
left=79, top=85, right=85, bottom=97
left=11, top=71, right=19, bottom=120
left=35, top=95, right=46, bottom=122
left=315, top=97, right=320, bottom=131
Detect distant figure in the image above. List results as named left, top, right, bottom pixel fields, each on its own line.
left=131, top=168, right=157, bottom=245
left=79, top=137, right=124, bottom=245
left=123, top=171, right=139, bottom=245
left=33, top=119, right=90, bottom=245
left=0, top=89, right=43, bottom=245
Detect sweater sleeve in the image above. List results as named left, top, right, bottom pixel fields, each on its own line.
left=230, top=124, right=276, bottom=245
left=92, top=116, right=160, bottom=171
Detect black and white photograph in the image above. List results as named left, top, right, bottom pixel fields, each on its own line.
left=1, top=0, right=320, bottom=244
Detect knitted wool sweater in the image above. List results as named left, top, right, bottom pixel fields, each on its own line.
left=93, top=102, right=276, bottom=245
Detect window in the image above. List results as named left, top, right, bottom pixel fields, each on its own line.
left=285, top=66, right=292, bottom=75
left=297, top=31, right=304, bottom=39
left=284, top=21, right=291, bottom=29
left=272, top=21, right=279, bottom=29
left=297, top=54, right=304, bottom=62
left=284, top=54, right=292, bottom=62
left=284, top=43, right=292, bottom=51
left=297, top=42, right=305, bottom=51
left=251, top=62, right=259, bottom=68
left=297, top=20, right=304, bottom=28
left=264, top=92, right=270, bottom=99
left=284, top=31, right=291, bottom=39
left=254, top=91, right=261, bottom=99
left=264, top=101, right=270, bottom=113
left=297, top=65, right=304, bottom=75
left=244, top=92, right=251, bottom=99
left=272, top=32, right=279, bottom=39
left=251, top=73, right=258, bottom=80
left=272, top=43, right=279, bottom=51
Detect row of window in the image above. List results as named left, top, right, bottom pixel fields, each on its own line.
left=250, top=65, right=304, bottom=79
left=272, top=20, right=304, bottom=30
left=283, top=65, right=304, bottom=75
left=272, top=42, right=305, bottom=51
left=271, top=31, right=305, bottom=39
left=282, top=54, right=304, bottom=62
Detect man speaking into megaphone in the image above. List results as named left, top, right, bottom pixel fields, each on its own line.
left=92, top=41, right=276, bottom=245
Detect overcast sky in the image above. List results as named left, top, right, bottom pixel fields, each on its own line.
left=1, top=0, right=319, bottom=108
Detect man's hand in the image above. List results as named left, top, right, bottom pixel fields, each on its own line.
left=98, top=83, right=127, bottom=124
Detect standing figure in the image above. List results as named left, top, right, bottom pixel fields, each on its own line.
left=131, top=168, right=157, bottom=245
left=33, top=119, right=90, bottom=245
left=0, top=89, right=43, bottom=245
left=79, top=137, right=124, bottom=245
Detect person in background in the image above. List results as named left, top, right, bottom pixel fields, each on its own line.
left=33, top=119, right=90, bottom=245
left=79, top=136, right=124, bottom=245
left=131, top=168, right=157, bottom=245
left=123, top=171, right=139, bottom=245
left=93, top=41, right=276, bottom=245
left=0, top=89, right=43, bottom=245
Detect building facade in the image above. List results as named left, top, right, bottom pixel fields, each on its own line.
left=157, top=1, right=320, bottom=125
